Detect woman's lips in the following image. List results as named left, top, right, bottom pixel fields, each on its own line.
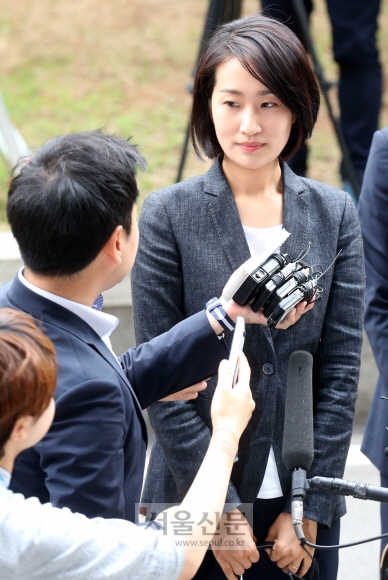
left=238, top=142, right=264, bottom=152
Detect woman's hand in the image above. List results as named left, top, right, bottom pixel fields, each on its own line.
left=275, top=299, right=314, bottom=330
left=222, top=297, right=314, bottom=329
left=265, top=512, right=317, bottom=576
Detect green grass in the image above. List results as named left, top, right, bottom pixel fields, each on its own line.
left=0, top=0, right=214, bottom=223
left=0, top=0, right=387, bottom=225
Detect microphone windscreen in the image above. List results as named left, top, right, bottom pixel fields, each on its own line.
left=282, top=350, right=314, bottom=472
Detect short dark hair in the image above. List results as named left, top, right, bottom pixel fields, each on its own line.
left=0, top=308, right=57, bottom=458
left=7, top=130, right=146, bottom=276
left=190, top=14, right=320, bottom=161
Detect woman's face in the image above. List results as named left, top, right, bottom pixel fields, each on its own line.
left=210, top=57, right=294, bottom=172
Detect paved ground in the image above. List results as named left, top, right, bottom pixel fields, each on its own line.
left=338, top=423, right=381, bottom=580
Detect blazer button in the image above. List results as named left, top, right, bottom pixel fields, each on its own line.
left=262, top=363, right=275, bottom=375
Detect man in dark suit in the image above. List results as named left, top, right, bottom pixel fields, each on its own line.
left=358, top=127, right=388, bottom=556
left=0, top=130, right=267, bottom=523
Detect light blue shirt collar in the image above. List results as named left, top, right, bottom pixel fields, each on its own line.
left=0, top=466, right=11, bottom=489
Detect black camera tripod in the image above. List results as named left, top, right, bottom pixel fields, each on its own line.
left=175, top=0, right=361, bottom=200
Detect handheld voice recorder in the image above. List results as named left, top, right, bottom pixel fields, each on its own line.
left=229, top=316, right=246, bottom=387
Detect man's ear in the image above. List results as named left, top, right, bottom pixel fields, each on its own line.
left=8, top=417, right=29, bottom=443
left=103, top=226, right=124, bottom=264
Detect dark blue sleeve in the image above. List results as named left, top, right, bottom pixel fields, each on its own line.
left=358, top=128, right=388, bottom=381
left=38, top=379, right=128, bottom=519
left=119, top=310, right=228, bottom=409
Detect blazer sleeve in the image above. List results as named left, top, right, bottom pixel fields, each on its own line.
left=38, top=378, right=128, bottom=520
left=131, top=193, right=241, bottom=506
left=299, top=193, right=365, bottom=524
left=358, top=128, right=388, bottom=381
left=120, top=310, right=228, bottom=409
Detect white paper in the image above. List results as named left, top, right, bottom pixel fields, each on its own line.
left=221, top=229, right=291, bottom=302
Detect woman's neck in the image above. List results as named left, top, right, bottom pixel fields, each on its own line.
left=222, top=157, right=284, bottom=228
left=222, top=156, right=283, bottom=198
left=0, top=456, right=13, bottom=476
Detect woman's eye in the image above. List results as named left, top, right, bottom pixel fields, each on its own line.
left=262, top=101, right=276, bottom=108
left=224, top=101, right=239, bottom=108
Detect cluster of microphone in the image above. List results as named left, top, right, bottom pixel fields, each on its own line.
left=231, top=253, right=319, bottom=328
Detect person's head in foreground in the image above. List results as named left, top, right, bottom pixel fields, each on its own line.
left=190, top=13, right=320, bottom=170
left=7, top=130, right=145, bottom=296
left=0, top=307, right=255, bottom=580
left=0, top=308, right=57, bottom=475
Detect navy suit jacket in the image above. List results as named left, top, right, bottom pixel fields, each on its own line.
left=0, top=276, right=228, bottom=522
left=359, top=128, right=388, bottom=474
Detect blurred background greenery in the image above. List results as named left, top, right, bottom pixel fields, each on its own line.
left=1, top=0, right=388, bottom=228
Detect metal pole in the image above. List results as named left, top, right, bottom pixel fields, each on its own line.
left=175, top=0, right=242, bottom=183
left=290, top=0, right=361, bottom=200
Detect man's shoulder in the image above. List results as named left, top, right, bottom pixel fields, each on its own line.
left=0, top=280, right=13, bottom=306
left=0, top=278, right=132, bottom=401
left=0, top=279, right=121, bottom=387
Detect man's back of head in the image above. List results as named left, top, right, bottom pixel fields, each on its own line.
left=7, top=130, right=146, bottom=277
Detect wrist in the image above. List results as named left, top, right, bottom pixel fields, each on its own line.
left=211, top=428, right=239, bottom=459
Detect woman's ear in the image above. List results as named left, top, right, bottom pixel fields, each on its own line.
left=8, top=417, right=29, bottom=443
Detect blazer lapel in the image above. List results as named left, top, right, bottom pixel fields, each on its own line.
left=204, top=160, right=251, bottom=273
left=202, top=161, right=309, bottom=347
left=281, top=162, right=310, bottom=260
left=203, top=160, right=310, bottom=270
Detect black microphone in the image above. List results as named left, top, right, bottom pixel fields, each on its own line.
left=308, top=476, right=388, bottom=503
left=282, top=350, right=314, bottom=540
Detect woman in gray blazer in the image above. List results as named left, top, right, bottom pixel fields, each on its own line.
left=132, top=14, right=364, bottom=580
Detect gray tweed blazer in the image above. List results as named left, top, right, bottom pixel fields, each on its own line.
left=131, top=160, right=365, bottom=527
